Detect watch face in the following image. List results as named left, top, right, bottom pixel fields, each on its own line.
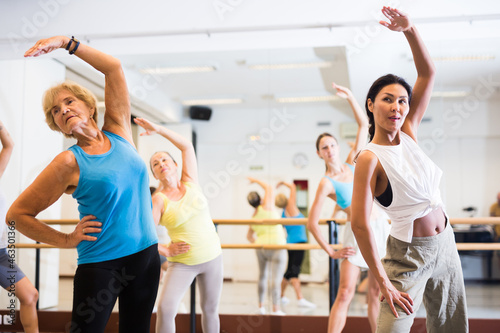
left=292, top=152, right=309, bottom=169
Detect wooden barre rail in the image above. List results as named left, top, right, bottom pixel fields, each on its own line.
left=41, top=217, right=500, bottom=225
left=20, top=217, right=499, bottom=251
left=11, top=243, right=500, bottom=250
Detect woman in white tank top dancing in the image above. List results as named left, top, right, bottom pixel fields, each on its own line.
left=351, top=7, right=468, bottom=333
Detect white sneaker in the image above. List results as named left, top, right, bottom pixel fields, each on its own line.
left=298, top=298, right=317, bottom=308
left=271, top=310, right=286, bottom=316
left=280, top=296, right=290, bottom=305
left=258, top=307, right=266, bottom=315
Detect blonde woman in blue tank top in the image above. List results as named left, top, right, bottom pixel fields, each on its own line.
left=307, top=82, right=380, bottom=333
left=8, top=36, right=160, bottom=332
left=351, top=7, right=467, bottom=333
left=135, top=117, right=223, bottom=333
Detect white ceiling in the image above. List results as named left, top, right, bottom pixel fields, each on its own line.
left=1, top=0, right=500, bottom=123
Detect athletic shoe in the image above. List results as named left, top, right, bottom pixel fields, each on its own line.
left=280, top=296, right=290, bottom=305
left=298, top=298, right=317, bottom=308
left=258, top=307, right=266, bottom=315
left=271, top=310, right=286, bottom=316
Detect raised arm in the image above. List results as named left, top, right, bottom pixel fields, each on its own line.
left=332, top=83, right=369, bottom=164
left=380, top=7, right=435, bottom=140
left=277, top=181, right=300, bottom=217
left=351, top=151, right=413, bottom=318
left=6, top=152, right=101, bottom=247
left=248, top=177, right=273, bottom=210
left=0, top=121, right=14, bottom=179
left=24, top=36, right=132, bottom=143
left=134, top=118, right=198, bottom=183
left=307, top=179, right=355, bottom=259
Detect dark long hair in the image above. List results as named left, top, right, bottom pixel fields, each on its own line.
left=365, top=74, right=412, bottom=141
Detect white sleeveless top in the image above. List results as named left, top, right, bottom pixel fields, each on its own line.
left=364, top=131, right=443, bottom=242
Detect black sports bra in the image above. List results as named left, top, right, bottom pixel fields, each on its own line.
left=375, top=179, right=393, bottom=207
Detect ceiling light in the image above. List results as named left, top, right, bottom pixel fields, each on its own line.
left=431, top=91, right=469, bottom=98
left=249, top=61, right=334, bottom=70
left=432, top=55, right=495, bottom=62
left=140, top=66, right=216, bottom=75
left=181, top=98, right=243, bottom=106
left=276, top=95, right=339, bottom=103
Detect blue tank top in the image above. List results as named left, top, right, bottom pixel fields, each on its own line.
left=69, top=131, right=158, bottom=265
left=282, top=210, right=308, bottom=244
left=324, top=163, right=355, bottom=210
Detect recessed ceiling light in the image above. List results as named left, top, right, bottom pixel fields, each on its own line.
left=276, top=95, right=339, bottom=103
left=181, top=98, right=243, bottom=106
left=249, top=61, right=334, bottom=70
left=140, top=66, right=216, bottom=74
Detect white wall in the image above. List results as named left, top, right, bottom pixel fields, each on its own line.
left=193, top=103, right=359, bottom=282
left=0, top=58, right=64, bottom=309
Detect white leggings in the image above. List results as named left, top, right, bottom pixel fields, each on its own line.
left=256, top=249, right=287, bottom=306
left=156, top=254, right=223, bottom=333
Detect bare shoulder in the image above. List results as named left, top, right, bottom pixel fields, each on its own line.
left=101, top=124, right=135, bottom=146
left=355, top=150, right=380, bottom=173
left=48, top=151, right=80, bottom=189
left=152, top=192, right=164, bottom=204
left=317, top=176, right=334, bottom=195
left=50, top=150, right=79, bottom=172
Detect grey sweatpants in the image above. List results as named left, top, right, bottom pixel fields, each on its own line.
left=377, top=222, right=468, bottom=333
left=256, top=249, right=287, bottom=306
left=156, top=254, right=223, bottom=333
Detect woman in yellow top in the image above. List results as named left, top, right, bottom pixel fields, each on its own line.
left=135, top=118, right=222, bottom=333
left=246, top=177, right=287, bottom=315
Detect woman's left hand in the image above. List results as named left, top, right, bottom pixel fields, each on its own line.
left=379, top=6, right=412, bottom=32
left=24, top=36, right=68, bottom=58
left=66, top=215, right=102, bottom=247
left=134, top=117, right=161, bottom=136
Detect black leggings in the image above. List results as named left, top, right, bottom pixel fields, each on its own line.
left=283, top=248, right=305, bottom=280
left=68, top=244, right=160, bottom=333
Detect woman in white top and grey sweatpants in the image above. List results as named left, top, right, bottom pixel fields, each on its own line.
left=351, top=7, right=468, bottom=333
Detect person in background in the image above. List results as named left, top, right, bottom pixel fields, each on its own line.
left=247, top=177, right=287, bottom=315
left=490, top=192, right=500, bottom=241
left=8, top=36, right=159, bottom=332
left=275, top=181, right=316, bottom=309
left=0, top=120, right=39, bottom=333
left=135, top=117, right=222, bottom=333
left=307, top=81, right=373, bottom=333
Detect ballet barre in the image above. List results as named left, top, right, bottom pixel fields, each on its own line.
left=39, top=216, right=500, bottom=225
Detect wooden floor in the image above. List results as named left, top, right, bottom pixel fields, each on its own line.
left=0, top=311, right=499, bottom=333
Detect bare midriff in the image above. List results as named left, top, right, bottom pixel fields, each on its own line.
left=412, top=206, right=446, bottom=237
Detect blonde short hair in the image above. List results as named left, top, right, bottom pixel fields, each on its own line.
left=42, top=81, right=98, bottom=138
left=275, top=193, right=288, bottom=209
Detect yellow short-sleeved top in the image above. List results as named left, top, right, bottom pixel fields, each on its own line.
left=156, top=182, right=221, bottom=265
left=251, top=206, right=286, bottom=245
